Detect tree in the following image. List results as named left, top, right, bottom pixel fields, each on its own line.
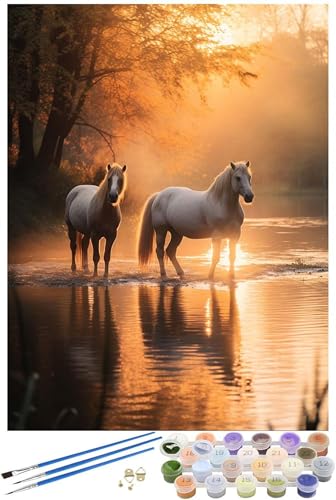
left=8, top=4, right=257, bottom=176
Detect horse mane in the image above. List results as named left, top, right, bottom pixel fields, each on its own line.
left=207, top=166, right=233, bottom=201
left=96, top=163, right=127, bottom=205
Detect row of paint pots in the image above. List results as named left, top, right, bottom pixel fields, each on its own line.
left=160, top=432, right=329, bottom=458
left=161, top=456, right=335, bottom=484
left=173, top=473, right=321, bottom=498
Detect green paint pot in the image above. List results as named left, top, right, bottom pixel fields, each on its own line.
left=161, top=460, right=183, bottom=483
left=235, top=474, right=257, bottom=498
left=266, top=474, right=288, bottom=497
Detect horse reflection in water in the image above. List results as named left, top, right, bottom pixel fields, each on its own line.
left=138, top=284, right=245, bottom=385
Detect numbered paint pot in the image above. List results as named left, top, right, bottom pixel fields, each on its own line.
left=161, top=460, right=183, bottom=483
left=192, top=439, right=213, bottom=459
left=174, top=475, right=197, bottom=499
left=192, top=459, right=212, bottom=482
left=235, top=474, right=257, bottom=498
left=281, top=457, right=304, bottom=481
left=307, top=432, right=329, bottom=456
left=161, top=433, right=188, bottom=457
left=238, top=446, right=259, bottom=469
left=266, top=446, right=288, bottom=467
left=296, top=474, right=319, bottom=498
left=279, top=432, right=301, bottom=455
left=205, top=474, right=227, bottom=498
left=266, top=474, right=288, bottom=498
left=251, top=457, right=273, bottom=481
left=251, top=432, right=272, bottom=455
left=296, top=447, right=317, bottom=467
left=210, top=446, right=230, bottom=468
left=312, top=456, right=335, bottom=482
left=222, top=456, right=243, bottom=482
left=180, top=447, right=199, bottom=468
left=223, top=432, right=244, bottom=455
left=196, top=432, right=217, bottom=443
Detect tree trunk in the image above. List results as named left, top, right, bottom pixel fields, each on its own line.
left=16, top=113, right=35, bottom=173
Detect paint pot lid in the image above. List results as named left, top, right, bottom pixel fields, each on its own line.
left=222, top=457, right=243, bottom=478
left=296, top=474, right=319, bottom=493
left=160, top=439, right=182, bottom=457
left=251, top=432, right=272, bottom=450
left=280, top=432, right=301, bottom=453
left=281, top=457, right=304, bottom=478
left=223, top=432, right=244, bottom=450
left=192, top=459, right=213, bottom=474
left=205, top=474, right=227, bottom=493
left=196, top=432, right=216, bottom=443
left=266, top=446, right=288, bottom=466
left=174, top=475, right=197, bottom=494
left=180, top=447, right=198, bottom=466
left=192, top=439, right=213, bottom=457
left=296, top=447, right=317, bottom=461
left=167, top=433, right=189, bottom=447
left=238, top=446, right=259, bottom=465
left=251, top=457, right=273, bottom=478
left=161, top=460, right=183, bottom=478
left=312, top=456, right=335, bottom=477
left=210, top=446, right=231, bottom=465
left=235, top=474, right=257, bottom=494
left=307, top=432, right=330, bottom=452
left=266, top=474, right=288, bottom=493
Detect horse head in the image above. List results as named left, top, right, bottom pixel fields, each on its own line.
left=230, top=161, right=254, bottom=203
left=105, top=163, right=127, bottom=204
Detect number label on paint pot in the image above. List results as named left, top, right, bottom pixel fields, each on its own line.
left=243, top=450, right=253, bottom=456
left=180, top=477, right=193, bottom=486
left=257, top=461, right=268, bottom=468
left=216, top=449, right=226, bottom=456
left=271, top=450, right=281, bottom=456
left=241, top=477, right=253, bottom=483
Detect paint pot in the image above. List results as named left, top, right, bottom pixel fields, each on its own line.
left=210, top=446, right=231, bottom=468
left=205, top=474, right=227, bottom=498
left=266, top=446, right=288, bottom=467
left=296, top=447, right=317, bottom=467
left=192, top=439, right=213, bottom=459
left=180, top=447, right=199, bottom=468
left=161, top=460, right=183, bottom=483
left=191, top=459, right=212, bottom=483
left=307, top=432, right=329, bottom=457
left=196, top=432, right=216, bottom=444
left=223, top=432, right=244, bottom=455
left=281, top=457, right=304, bottom=482
left=251, top=457, right=273, bottom=482
left=311, top=456, right=335, bottom=482
left=160, top=433, right=188, bottom=457
left=235, top=474, right=257, bottom=498
left=238, top=446, right=259, bottom=469
left=279, top=432, right=301, bottom=455
left=266, top=474, right=288, bottom=498
left=174, top=475, right=197, bottom=499
left=251, top=433, right=272, bottom=455
left=222, top=456, right=243, bottom=482
left=296, top=474, right=319, bottom=498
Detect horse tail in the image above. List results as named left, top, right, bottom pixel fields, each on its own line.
left=76, top=232, right=82, bottom=266
left=137, top=194, right=157, bottom=266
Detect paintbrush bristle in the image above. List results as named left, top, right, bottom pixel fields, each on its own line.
left=2, top=472, right=13, bottom=479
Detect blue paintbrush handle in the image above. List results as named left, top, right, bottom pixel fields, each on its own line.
left=44, top=436, right=161, bottom=476
left=37, top=447, right=155, bottom=486
left=38, top=431, right=155, bottom=467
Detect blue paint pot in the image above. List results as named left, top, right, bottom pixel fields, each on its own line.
left=296, top=474, right=319, bottom=498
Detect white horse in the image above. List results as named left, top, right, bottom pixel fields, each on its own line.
left=137, top=161, right=253, bottom=279
left=65, top=163, right=127, bottom=277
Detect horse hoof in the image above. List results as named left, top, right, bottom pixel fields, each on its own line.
left=104, top=273, right=108, bottom=278
left=71, top=267, right=77, bottom=273
left=208, top=274, right=214, bottom=281
left=178, top=273, right=185, bottom=279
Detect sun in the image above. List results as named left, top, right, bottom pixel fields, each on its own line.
left=211, top=21, right=235, bottom=46
left=204, top=241, right=248, bottom=269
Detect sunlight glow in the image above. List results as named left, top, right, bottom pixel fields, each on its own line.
left=204, top=242, right=248, bottom=269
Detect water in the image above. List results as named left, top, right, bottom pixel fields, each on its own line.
left=8, top=197, right=328, bottom=430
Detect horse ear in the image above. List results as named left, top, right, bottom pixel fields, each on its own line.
left=246, top=160, right=250, bottom=168
left=230, top=162, right=236, bottom=170
left=122, top=164, right=127, bottom=172
left=106, top=164, right=111, bottom=171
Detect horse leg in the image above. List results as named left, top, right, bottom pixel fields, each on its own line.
left=103, top=231, right=117, bottom=278
left=82, top=234, right=90, bottom=271
left=67, top=223, right=77, bottom=272
left=208, top=238, right=221, bottom=281
left=92, top=234, right=100, bottom=277
left=155, top=227, right=168, bottom=278
left=166, top=230, right=184, bottom=278
left=229, top=239, right=237, bottom=276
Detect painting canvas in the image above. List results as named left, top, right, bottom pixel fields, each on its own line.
left=8, top=3, right=328, bottom=430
